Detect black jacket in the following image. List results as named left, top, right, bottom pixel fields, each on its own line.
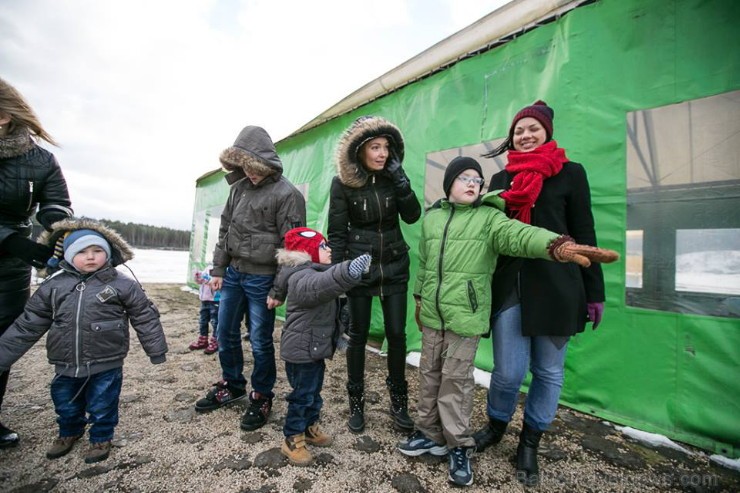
left=327, top=116, right=421, bottom=297
left=488, top=161, right=605, bottom=337
left=0, top=139, right=72, bottom=319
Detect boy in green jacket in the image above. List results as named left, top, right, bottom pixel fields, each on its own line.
left=396, top=156, right=617, bottom=487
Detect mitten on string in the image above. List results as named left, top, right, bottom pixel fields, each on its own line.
left=348, top=253, right=371, bottom=278
left=549, top=236, right=620, bottom=268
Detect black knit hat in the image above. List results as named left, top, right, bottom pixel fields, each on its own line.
left=509, top=100, right=554, bottom=140
left=443, top=156, right=483, bottom=197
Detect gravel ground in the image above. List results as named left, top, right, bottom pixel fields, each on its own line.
left=1, top=284, right=738, bottom=493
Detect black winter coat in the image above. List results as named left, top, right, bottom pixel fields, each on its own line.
left=0, top=141, right=72, bottom=324
left=488, top=161, right=605, bottom=337
left=328, top=173, right=420, bottom=297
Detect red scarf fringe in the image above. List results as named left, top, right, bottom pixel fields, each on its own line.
left=500, top=140, right=568, bottom=224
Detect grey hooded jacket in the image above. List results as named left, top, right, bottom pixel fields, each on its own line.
left=273, top=250, right=361, bottom=364
left=0, top=219, right=168, bottom=378
left=212, top=126, right=306, bottom=277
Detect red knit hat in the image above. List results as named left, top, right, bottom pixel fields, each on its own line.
left=284, top=227, right=326, bottom=263
left=509, top=100, right=554, bottom=140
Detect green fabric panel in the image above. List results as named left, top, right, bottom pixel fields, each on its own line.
left=203, top=0, right=740, bottom=456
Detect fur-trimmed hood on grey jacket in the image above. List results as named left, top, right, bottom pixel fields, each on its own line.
left=219, top=125, right=283, bottom=178
left=335, top=116, right=404, bottom=189
left=274, top=249, right=361, bottom=364
left=37, top=217, right=134, bottom=276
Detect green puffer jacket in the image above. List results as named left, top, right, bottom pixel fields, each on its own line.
left=414, top=193, right=559, bottom=337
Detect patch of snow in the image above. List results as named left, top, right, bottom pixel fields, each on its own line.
left=616, top=426, right=694, bottom=455
left=710, top=454, right=740, bottom=472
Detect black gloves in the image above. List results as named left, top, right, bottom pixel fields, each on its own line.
left=1, top=234, right=53, bottom=268
left=37, top=209, right=72, bottom=231
left=384, top=151, right=410, bottom=190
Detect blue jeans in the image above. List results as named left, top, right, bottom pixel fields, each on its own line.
left=216, top=267, right=276, bottom=396
left=198, top=300, right=219, bottom=337
left=50, top=367, right=122, bottom=443
left=486, top=304, right=568, bottom=432
left=284, top=361, right=325, bottom=437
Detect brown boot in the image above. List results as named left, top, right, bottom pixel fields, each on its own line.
left=46, top=435, right=82, bottom=459
left=84, top=441, right=112, bottom=464
left=280, top=433, right=313, bottom=466
left=305, top=423, right=332, bottom=447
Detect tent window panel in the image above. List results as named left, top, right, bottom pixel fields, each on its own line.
left=675, top=229, right=740, bottom=296
left=625, top=90, right=740, bottom=318
left=626, top=230, right=643, bottom=289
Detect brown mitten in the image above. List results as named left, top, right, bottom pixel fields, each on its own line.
left=550, top=237, right=619, bottom=268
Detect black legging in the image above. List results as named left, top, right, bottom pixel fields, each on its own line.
left=346, top=292, right=407, bottom=388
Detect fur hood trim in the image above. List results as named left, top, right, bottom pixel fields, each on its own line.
left=220, top=125, right=283, bottom=177
left=36, top=218, right=134, bottom=276
left=276, top=248, right=312, bottom=267
left=335, top=116, right=404, bottom=188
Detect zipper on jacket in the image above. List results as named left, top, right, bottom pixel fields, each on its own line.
left=27, top=181, right=34, bottom=210
left=74, top=281, right=86, bottom=377
left=372, top=174, right=385, bottom=298
left=467, top=280, right=478, bottom=313
left=435, top=206, right=455, bottom=330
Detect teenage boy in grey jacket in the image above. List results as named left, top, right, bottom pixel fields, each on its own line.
left=271, top=227, right=370, bottom=466
left=0, top=219, right=167, bottom=464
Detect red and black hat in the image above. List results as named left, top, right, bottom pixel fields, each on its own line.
left=284, top=227, right=326, bottom=263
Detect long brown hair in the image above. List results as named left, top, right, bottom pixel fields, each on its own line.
left=0, top=77, right=57, bottom=146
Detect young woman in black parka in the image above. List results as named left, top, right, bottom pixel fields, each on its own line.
left=0, top=78, right=73, bottom=448
left=328, top=116, right=421, bottom=433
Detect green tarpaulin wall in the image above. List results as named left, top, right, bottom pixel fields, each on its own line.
left=189, top=0, right=739, bottom=457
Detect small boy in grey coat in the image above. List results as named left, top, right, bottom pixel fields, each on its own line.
left=271, top=227, right=370, bottom=466
left=0, top=219, right=168, bottom=464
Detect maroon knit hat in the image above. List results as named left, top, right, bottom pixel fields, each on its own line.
left=509, top=100, right=554, bottom=140
left=284, top=227, right=326, bottom=263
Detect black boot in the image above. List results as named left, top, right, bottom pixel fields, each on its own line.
left=0, top=421, right=19, bottom=448
left=516, top=422, right=543, bottom=487
left=386, top=378, right=414, bottom=432
left=347, top=383, right=365, bottom=433
left=472, top=417, right=508, bottom=452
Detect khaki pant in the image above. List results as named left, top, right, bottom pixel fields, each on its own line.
left=415, top=326, right=480, bottom=448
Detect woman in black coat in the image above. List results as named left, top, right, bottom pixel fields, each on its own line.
left=0, top=78, right=73, bottom=447
left=473, top=101, right=605, bottom=486
left=328, top=116, right=421, bottom=433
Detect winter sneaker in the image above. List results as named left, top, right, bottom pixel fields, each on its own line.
left=84, top=441, right=112, bottom=464
left=203, top=337, right=218, bottom=355
left=397, top=430, right=448, bottom=457
left=46, top=435, right=82, bottom=459
left=305, top=423, right=332, bottom=447
left=240, top=391, right=272, bottom=431
left=0, top=421, right=19, bottom=448
left=188, top=335, right=208, bottom=350
left=194, top=381, right=246, bottom=412
left=448, top=446, right=475, bottom=487
left=281, top=433, right=313, bottom=466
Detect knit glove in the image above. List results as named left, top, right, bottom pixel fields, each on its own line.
left=384, top=153, right=410, bottom=190
left=550, top=238, right=619, bottom=268
left=1, top=234, right=53, bottom=268
left=587, top=302, right=604, bottom=330
left=348, top=253, right=371, bottom=279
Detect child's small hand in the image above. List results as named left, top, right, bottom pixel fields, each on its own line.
left=414, top=299, right=423, bottom=332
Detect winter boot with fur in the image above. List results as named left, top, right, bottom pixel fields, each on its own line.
left=281, top=433, right=313, bottom=466
left=347, top=383, right=365, bottom=433
left=473, top=417, right=508, bottom=452
left=516, top=422, right=544, bottom=487
left=386, top=378, right=414, bottom=432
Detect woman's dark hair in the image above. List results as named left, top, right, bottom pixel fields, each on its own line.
left=481, top=136, right=513, bottom=159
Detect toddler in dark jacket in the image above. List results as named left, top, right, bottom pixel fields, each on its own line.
left=271, top=227, right=370, bottom=466
left=0, top=219, right=168, bottom=464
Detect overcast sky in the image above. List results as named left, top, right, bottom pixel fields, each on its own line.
left=1, top=0, right=509, bottom=230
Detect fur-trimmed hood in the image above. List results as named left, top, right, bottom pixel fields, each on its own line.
left=335, top=116, right=405, bottom=188
left=276, top=248, right=313, bottom=268
left=36, top=218, right=134, bottom=276
left=219, top=125, right=283, bottom=178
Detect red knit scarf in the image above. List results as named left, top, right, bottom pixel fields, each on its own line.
left=500, top=140, right=568, bottom=224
